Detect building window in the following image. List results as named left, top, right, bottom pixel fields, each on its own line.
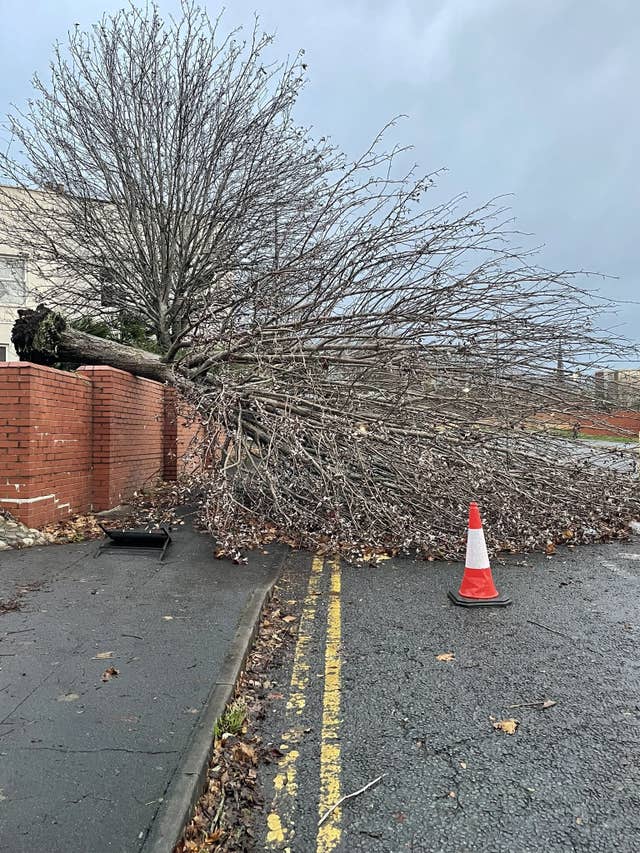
left=0, top=255, right=26, bottom=306
left=0, top=345, right=7, bottom=361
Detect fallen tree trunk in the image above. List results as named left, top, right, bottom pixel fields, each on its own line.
left=11, top=305, right=173, bottom=383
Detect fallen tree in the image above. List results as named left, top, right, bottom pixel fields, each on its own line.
left=13, top=300, right=640, bottom=561
left=5, top=5, right=640, bottom=560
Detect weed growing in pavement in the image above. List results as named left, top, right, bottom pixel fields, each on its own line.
left=213, top=700, right=247, bottom=739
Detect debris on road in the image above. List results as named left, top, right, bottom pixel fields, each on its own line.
left=492, top=718, right=519, bottom=735
left=0, top=582, right=43, bottom=615
left=509, top=699, right=557, bottom=710
left=101, top=666, right=119, bottom=682
left=435, top=652, right=455, bottom=662
left=318, top=774, right=387, bottom=827
left=527, top=619, right=575, bottom=640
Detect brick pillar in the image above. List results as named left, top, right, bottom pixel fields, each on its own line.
left=163, top=386, right=178, bottom=481
left=78, top=365, right=113, bottom=511
left=0, top=362, right=93, bottom=526
left=78, top=365, right=167, bottom=509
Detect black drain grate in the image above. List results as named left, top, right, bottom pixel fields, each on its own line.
left=95, top=524, right=172, bottom=562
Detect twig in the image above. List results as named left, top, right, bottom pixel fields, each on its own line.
left=210, top=792, right=225, bottom=832
left=318, top=774, right=386, bottom=827
left=526, top=620, right=574, bottom=640
left=509, top=699, right=557, bottom=710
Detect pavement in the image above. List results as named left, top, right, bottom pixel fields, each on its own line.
left=0, top=521, right=284, bottom=853
left=256, top=538, right=640, bottom=853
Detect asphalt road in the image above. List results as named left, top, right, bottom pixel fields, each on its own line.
left=256, top=538, right=640, bottom=853
left=0, top=524, right=281, bottom=853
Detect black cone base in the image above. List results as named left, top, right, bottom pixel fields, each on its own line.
left=448, top=590, right=512, bottom=608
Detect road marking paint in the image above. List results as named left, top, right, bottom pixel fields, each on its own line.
left=266, top=813, right=286, bottom=844
left=266, top=555, right=324, bottom=850
left=316, top=556, right=342, bottom=853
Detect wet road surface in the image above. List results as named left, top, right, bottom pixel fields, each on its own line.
left=255, top=539, right=640, bottom=853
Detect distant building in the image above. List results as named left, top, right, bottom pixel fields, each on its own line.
left=595, top=369, right=640, bottom=409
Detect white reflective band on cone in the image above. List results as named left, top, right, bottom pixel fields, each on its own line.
left=465, top=527, right=490, bottom=570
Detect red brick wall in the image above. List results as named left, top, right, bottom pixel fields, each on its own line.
left=0, top=362, right=200, bottom=527
left=0, top=363, right=93, bottom=527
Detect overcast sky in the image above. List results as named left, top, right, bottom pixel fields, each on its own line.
left=0, top=0, right=638, bottom=351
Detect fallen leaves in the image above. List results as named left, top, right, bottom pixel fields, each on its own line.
left=235, top=742, right=258, bottom=765
left=101, top=666, right=120, bottom=682
left=0, top=582, right=42, bottom=615
left=0, top=598, right=21, bottom=615
left=492, top=718, right=519, bottom=735
left=43, top=514, right=103, bottom=544
left=435, top=652, right=455, bottom=662
left=359, top=550, right=391, bottom=565
left=42, top=478, right=198, bottom=547
left=175, top=590, right=297, bottom=853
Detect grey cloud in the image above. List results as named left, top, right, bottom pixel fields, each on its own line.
left=0, top=0, right=637, bottom=348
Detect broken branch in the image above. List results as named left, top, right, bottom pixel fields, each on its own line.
left=318, top=773, right=386, bottom=827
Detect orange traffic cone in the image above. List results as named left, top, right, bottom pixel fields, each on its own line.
left=448, top=502, right=511, bottom=607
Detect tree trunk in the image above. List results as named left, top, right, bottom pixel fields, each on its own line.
left=11, top=305, right=173, bottom=383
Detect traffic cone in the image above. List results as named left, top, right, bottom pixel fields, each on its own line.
left=448, top=502, right=511, bottom=607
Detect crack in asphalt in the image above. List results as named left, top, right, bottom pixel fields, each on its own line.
left=14, top=746, right=179, bottom=755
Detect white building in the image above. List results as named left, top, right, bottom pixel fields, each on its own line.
left=0, top=185, right=60, bottom=360
left=0, top=253, right=31, bottom=361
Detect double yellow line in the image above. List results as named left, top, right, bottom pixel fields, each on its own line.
left=266, top=556, right=343, bottom=853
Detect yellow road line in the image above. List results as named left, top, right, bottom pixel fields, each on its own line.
left=266, top=555, right=324, bottom=850
left=316, top=556, right=342, bottom=853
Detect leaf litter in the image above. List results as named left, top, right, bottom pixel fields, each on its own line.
left=174, top=587, right=298, bottom=853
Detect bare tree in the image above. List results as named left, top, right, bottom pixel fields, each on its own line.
left=0, top=1, right=332, bottom=355
left=5, top=3, right=639, bottom=559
